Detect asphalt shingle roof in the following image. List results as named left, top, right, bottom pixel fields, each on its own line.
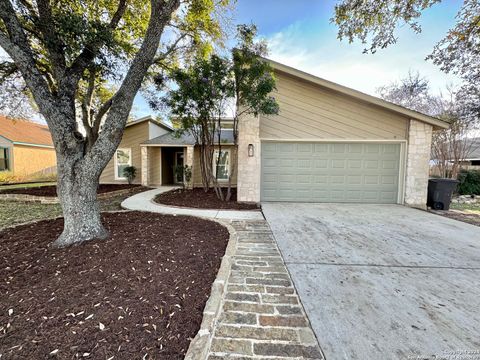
left=143, top=129, right=234, bottom=146
left=0, top=116, right=53, bottom=146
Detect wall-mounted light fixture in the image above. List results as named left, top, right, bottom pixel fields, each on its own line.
left=248, top=144, right=254, bottom=157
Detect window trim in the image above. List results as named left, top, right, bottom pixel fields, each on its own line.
left=114, top=148, right=132, bottom=180
left=213, top=149, right=231, bottom=182
left=0, top=146, right=10, bottom=172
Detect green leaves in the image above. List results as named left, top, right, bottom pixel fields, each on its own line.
left=162, top=24, right=279, bottom=134
left=332, top=0, right=440, bottom=53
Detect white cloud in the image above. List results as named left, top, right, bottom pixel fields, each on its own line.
left=264, top=19, right=461, bottom=98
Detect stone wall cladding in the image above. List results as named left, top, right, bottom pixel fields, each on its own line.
left=141, top=146, right=149, bottom=186
left=185, top=145, right=194, bottom=189
left=201, top=220, right=323, bottom=360
left=0, top=188, right=137, bottom=204
left=237, top=114, right=261, bottom=203
left=405, top=119, right=433, bottom=209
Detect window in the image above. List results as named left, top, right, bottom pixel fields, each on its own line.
left=115, top=148, right=131, bottom=180
left=0, top=147, right=9, bottom=171
left=213, top=149, right=230, bottom=181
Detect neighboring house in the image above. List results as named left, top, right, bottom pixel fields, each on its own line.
left=459, top=138, right=480, bottom=169
left=101, top=60, right=449, bottom=208
left=0, top=116, right=56, bottom=177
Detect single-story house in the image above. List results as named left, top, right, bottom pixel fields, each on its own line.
left=459, top=138, right=480, bottom=168
left=0, top=116, right=56, bottom=176
left=100, top=59, right=449, bottom=208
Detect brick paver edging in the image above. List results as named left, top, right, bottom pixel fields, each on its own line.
left=0, top=188, right=136, bottom=204
left=186, top=219, right=324, bottom=360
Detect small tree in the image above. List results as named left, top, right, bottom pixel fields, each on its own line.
left=160, top=24, right=279, bottom=201
left=164, top=54, right=233, bottom=199
left=227, top=24, right=279, bottom=200
left=183, top=164, right=193, bottom=190
left=123, top=166, right=137, bottom=185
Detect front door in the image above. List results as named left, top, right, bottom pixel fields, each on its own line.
left=174, top=151, right=184, bottom=184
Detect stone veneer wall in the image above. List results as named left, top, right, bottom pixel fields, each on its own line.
left=404, top=119, right=433, bottom=209
left=141, top=146, right=149, bottom=186
left=184, top=145, right=194, bottom=189
left=237, top=114, right=261, bottom=203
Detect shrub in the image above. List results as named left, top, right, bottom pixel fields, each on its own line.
left=123, top=166, right=137, bottom=185
left=457, top=170, right=480, bottom=195
left=184, top=165, right=192, bottom=189
left=0, top=171, right=19, bottom=184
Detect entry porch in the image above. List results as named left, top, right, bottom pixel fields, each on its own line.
left=140, top=145, right=195, bottom=187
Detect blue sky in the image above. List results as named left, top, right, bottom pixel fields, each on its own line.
left=133, top=0, right=463, bottom=118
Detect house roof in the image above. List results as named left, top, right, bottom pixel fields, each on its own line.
left=265, top=58, right=450, bottom=130
left=143, top=129, right=234, bottom=146
left=464, top=138, right=480, bottom=160
left=126, top=115, right=174, bottom=131
left=0, top=116, right=53, bottom=147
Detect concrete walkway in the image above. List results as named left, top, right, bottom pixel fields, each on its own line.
left=121, top=187, right=264, bottom=221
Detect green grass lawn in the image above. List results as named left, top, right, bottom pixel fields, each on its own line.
left=0, top=187, right=147, bottom=230
left=0, top=182, right=56, bottom=190
left=450, top=202, right=480, bottom=213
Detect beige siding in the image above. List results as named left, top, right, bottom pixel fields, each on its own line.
left=12, top=144, right=56, bottom=176
left=100, top=122, right=148, bottom=184
left=192, top=145, right=238, bottom=187
left=149, top=147, right=162, bottom=185
left=260, top=71, right=408, bottom=140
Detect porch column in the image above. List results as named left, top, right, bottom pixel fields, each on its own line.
left=141, top=145, right=150, bottom=186
left=404, top=119, right=433, bottom=209
left=237, top=113, right=261, bottom=203
left=185, top=145, right=194, bottom=189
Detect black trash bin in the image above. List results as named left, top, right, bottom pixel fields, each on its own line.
left=427, top=178, right=459, bottom=210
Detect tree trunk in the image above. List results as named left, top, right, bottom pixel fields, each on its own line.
left=52, top=157, right=108, bottom=248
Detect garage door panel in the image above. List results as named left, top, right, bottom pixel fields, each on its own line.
left=261, top=142, right=401, bottom=203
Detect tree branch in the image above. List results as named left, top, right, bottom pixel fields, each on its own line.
left=0, top=1, right=54, bottom=112
left=67, top=0, right=128, bottom=81
left=85, top=0, right=181, bottom=175
left=36, top=0, right=66, bottom=79
left=154, top=32, right=188, bottom=63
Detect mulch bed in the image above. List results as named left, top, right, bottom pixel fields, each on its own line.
left=431, top=210, right=480, bottom=227
left=0, top=184, right=141, bottom=197
left=154, top=188, right=259, bottom=210
left=0, top=212, right=229, bottom=359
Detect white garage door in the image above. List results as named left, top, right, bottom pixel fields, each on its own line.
left=261, top=142, right=401, bottom=203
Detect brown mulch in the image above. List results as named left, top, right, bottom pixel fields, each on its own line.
left=431, top=210, right=480, bottom=227
left=0, top=212, right=229, bottom=359
left=0, top=184, right=141, bottom=197
left=154, top=188, right=259, bottom=210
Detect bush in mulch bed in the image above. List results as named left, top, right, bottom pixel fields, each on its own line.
left=0, top=184, right=142, bottom=197
left=154, top=188, right=259, bottom=210
left=0, top=212, right=229, bottom=359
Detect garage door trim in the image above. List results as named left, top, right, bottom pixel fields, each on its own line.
left=260, top=139, right=407, bottom=204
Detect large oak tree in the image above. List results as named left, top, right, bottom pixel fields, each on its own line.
left=0, top=0, right=229, bottom=247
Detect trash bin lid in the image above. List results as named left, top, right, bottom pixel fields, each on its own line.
left=428, top=178, right=459, bottom=183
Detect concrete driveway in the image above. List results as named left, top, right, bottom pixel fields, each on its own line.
left=262, top=203, right=480, bottom=360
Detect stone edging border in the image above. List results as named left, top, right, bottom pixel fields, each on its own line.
left=0, top=188, right=138, bottom=204
left=184, top=220, right=238, bottom=360
left=0, top=209, right=131, bottom=232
